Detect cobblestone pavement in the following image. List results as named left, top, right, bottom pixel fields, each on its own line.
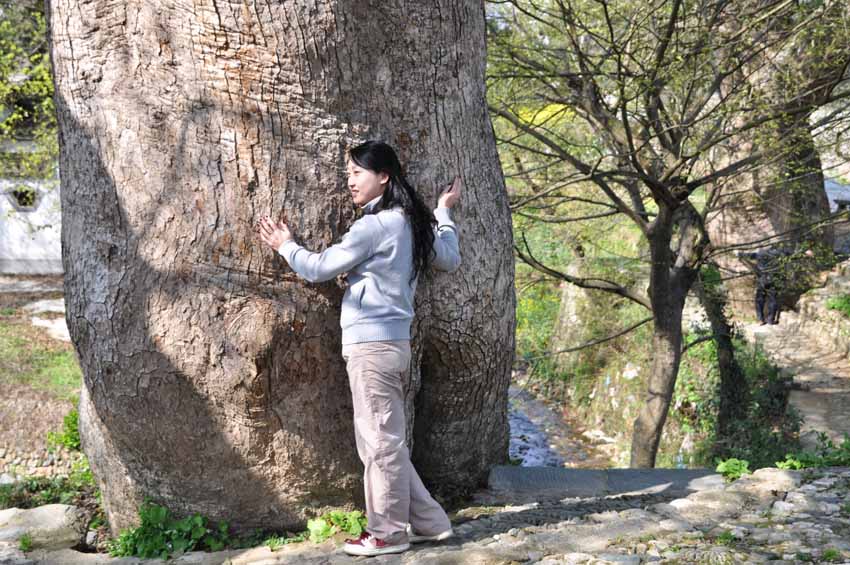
left=2, top=467, right=848, bottom=564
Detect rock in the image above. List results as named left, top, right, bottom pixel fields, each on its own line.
left=84, top=530, right=97, bottom=547
left=0, top=474, right=17, bottom=486
left=0, top=505, right=87, bottom=550
left=595, top=553, right=640, bottom=564
left=771, top=501, right=794, bottom=515
left=0, top=541, right=35, bottom=565
left=560, top=552, right=596, bottom=564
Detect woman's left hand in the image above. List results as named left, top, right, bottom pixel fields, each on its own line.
left=256, top=215, right=293, bottom=250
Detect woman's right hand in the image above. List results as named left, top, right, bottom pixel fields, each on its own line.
left=438, top=176, right=462, bottom=209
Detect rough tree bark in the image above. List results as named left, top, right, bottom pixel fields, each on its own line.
left=47, top=0, right=514, bottom=535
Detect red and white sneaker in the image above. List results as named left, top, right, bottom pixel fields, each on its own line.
left=405, top=523, right=454, bottom=544
left=342, top=531, right=410, bottom=556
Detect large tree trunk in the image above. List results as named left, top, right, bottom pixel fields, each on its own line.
left=47, top=0, right=514, bottom=535
left=630, top=207, right=699, bottom=467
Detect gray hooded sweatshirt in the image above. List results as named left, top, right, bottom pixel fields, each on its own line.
left=277, top=196, right=460, bottom=345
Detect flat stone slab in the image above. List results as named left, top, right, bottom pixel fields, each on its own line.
left=22, top=299, right=65, bottom=315
left=488, top=466, right=722, bottom=502
left=30, top=317, right=70, bottom=342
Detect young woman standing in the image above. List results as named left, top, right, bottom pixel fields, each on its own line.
left=256, top=140, right=461, bottom=557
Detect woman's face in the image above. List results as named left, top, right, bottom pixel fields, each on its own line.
left=346, top=159, right=388, bottom=207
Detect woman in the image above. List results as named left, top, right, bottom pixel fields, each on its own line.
left=255, top=140, right=461, bottom=557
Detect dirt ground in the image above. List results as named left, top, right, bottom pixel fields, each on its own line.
left=0, top=285, right=78, bottom=468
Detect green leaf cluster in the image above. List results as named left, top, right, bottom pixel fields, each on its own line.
left=306, top=509, right=367, bottom=543
left=46, top=407, right=81, bottom=452
left=106, top=500, right=234, bottom=559
left=0, top=0, right=57, bottom=180
left=715, top=458, right=751, bottom=482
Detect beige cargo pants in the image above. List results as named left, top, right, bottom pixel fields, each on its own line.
left=341, top=339, right=452, bottom=541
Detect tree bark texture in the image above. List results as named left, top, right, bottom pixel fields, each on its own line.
left=47, top=0, right=514, bottom=535
left=630, top=207, right=700, bottom=468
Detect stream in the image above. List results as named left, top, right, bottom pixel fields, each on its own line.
left=507, top=383, right=612, bottom=468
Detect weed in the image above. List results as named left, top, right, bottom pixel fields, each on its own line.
left=106, top=499, right=234, bottom=559
left=775, top=433, right=850, bottom=470
left=306, top=509, right=367, bottom=543
left=0, top=454, right=96, bottom=509
left=18, top=533, right=32, bottom=552
left=715, top=458, right=750, bottom=482
left=46, top=407, right=81, bottom=452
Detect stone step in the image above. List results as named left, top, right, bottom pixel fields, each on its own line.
left=487, top=466, right=724, bottom=503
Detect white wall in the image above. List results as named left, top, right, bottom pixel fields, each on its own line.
left=0, top=178, right=62, bottom=274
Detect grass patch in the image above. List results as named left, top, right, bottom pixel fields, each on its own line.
left=0, top=319, right=81, bottom=401
left=825, top=294, right=850, bottom=318
left=19, top=533, right=32, bottom=552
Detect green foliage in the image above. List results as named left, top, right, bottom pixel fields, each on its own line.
left=708, top=341, right=801, bottom=469
left=107, top=500, right=235, bottom=559
left=822, top=549, right=843, bottom=563
left=46, top=407, right=81, bottom=452
left=0, top=0, right=58, bottom=181
left=775, top=433, right=850, bottom=470
left=265, top=532, right=307, bottom=551
left=106, top=502, right=364, bottom=558
left=306, top=509, right=367, bottom=543
left=18, top=533, right=32, bottom=552
left=715, top=458, right=751, bottom=482
left=825, top=294, right=850, bottom=318
left=713, top=530, right=736, bottom=546
left=0, top=453, right=96, bottom=509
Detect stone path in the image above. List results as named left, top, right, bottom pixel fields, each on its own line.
left=2, top=466, right=848, bottom=564
left=740, top=314, right=850, bottom=448
left=735, top=259, right=850, bottom=448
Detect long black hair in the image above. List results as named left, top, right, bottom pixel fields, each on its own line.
left=348, top=140, right=436, bottom=285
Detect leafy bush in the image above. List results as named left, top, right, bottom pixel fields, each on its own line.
left=825, top=294, right=850, bottom=318
left=716, top=458, right=751, bottom=481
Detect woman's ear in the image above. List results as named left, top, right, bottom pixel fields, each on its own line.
left=379, top=172, right=390, bottom=186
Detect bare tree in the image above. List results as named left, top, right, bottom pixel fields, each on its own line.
left=47, top=0, right=514, bottom=534
left=488, top=0, right=850, bottom=466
